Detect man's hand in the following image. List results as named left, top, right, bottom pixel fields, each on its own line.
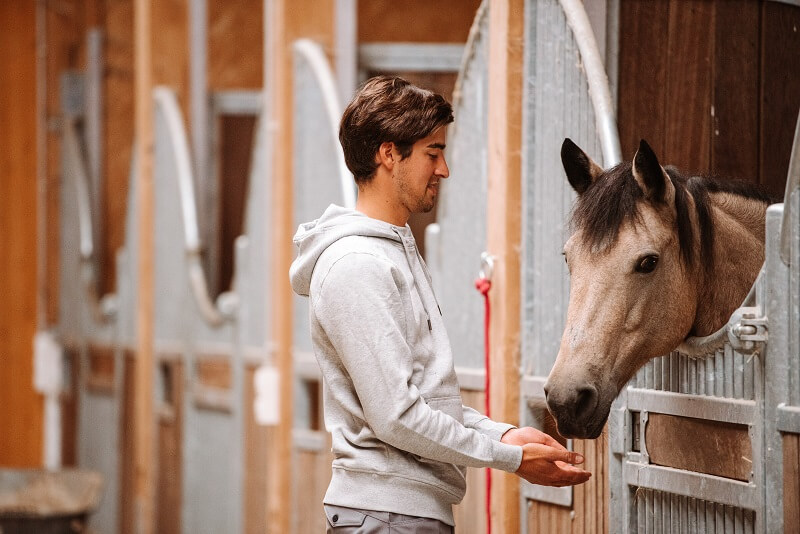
left=501, top=427, right=591, bottom=487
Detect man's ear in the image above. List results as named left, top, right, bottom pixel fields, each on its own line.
left=376, top=141, right=397, bottom=169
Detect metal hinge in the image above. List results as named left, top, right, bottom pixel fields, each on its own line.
left=727, top=306, right=768, bottom=353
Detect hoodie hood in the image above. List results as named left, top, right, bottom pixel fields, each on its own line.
left=290, top=204, right=410, bottom=297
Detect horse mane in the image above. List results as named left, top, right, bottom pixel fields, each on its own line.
left=570, top=162, right=776, bottom=272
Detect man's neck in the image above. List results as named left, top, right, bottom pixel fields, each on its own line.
left=355, top=187, right=409, bottom=226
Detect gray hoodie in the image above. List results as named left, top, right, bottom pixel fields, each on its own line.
left=290, top=204, right=522, bottom=526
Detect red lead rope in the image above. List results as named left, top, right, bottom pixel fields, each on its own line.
left=474, top=276, right=492, bottom=534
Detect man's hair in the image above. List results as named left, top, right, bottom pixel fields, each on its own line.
left=339, top=75, right=454, bottom=184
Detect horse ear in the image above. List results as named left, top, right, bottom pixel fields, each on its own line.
left=561, top=138, right=604, bottom=195
left=632, top=139, right=674, bottom=203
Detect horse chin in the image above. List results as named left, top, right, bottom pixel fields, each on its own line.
left=554, top=417, right=607, bottom=440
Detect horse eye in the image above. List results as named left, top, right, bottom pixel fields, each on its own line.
left=636, top=255, right=659, bottom=274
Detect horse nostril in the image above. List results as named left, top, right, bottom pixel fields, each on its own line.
left=574, top=386, right=598, bottom=419
left=543, top=384, right=550, bottom=401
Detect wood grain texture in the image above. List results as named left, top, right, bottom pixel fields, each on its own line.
left=664, top=0, right=714, bottom=172
left=155, top=358, right=183, bottom=534
left=487, top=0, right=524, bottom=530
left=645, top=414, right=752, bottom=482
left=0, top=0, right=44, bottom=467
left=119, top=351, right=136, bottom=534
left=358, top=0, right=481, bottom=43
left=617, top=0, right=669, bottom=160
left=760, top=1, right=800, bottom=198
left=711, top=0, right=759, bottom=181
left=244, top=364, right=269, bottom=534
left=87, top=343, right=116, bottom=393
left=454, top=389, right=488, bottom=534
left=208, top=0, right=263, bottom=90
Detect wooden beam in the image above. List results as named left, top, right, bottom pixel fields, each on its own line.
left=487, top=0, right=524, bottom=532
left=265, top=0, right=293, bottom=532
left=133, top=0, right=156, bottom=532
left=0, top=0, right=44, bottom=468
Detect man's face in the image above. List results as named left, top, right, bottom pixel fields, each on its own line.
left=392, top=126, right=450, bottom=215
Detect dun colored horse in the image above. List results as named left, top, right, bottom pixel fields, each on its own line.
left=544, top=138, right=775, bottom=439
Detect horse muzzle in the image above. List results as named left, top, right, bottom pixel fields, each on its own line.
left=543, top=381, right=610, bottom=439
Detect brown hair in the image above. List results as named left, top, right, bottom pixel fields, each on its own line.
left=339, top=75, right=454, bottom=184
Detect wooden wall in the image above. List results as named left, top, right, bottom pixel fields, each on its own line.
left=618, top=0, right=800, bottom=198
left=0, top=1, right=43, bottom=467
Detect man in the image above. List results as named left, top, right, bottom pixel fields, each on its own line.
left=290, top=76, right=590, bottom=533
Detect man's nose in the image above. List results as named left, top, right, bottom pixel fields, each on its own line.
left=437, top=157, right=450, bottom=179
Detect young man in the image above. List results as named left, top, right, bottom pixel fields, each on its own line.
left=290, top=76, right=590, bottom=533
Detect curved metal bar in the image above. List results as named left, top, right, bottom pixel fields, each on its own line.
left=559, top=0, right=622, bottom=167
left=63, top=116, right=118, bottom=324
left=780, top=110, right=800, bottom=266
left=153, top=87, right=238, bottom=326
left=451, top=0, right=488, bottom=113
left=292, top=39, right=356, bottom=209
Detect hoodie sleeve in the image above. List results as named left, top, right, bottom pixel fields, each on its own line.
left=312, top=251, right=521, bottom=472
left=462, top=406, right=516, bottom=441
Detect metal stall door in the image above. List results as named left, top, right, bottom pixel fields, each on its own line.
left=290, top=39, right=355, bottom=534
left=608, top=107, right=800, bottom=534
left=520, top=0, right=619, bottom=530
left=424, top=1, right=491, bottom=530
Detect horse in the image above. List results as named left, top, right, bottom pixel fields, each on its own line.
left=544, top=138, right=776, bottom=439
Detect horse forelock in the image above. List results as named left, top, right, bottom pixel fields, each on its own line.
left=570, top=162, right=773, bottom=272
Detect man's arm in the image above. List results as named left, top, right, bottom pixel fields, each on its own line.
left=313, top=252, right=520, bottom=472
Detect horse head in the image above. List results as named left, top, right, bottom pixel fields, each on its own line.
left=544, top=138, right=769, bottom=439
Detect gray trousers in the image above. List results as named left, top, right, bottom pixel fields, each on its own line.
left=324, top=505, right=455, bottom=533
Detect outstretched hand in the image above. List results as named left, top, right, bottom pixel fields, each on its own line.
left=501, top=427, right=591, bottom=487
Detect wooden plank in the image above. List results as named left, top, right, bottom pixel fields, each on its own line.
left=487, top=0, right=524, bottom=531
left=454, top=389, right=488, bottom=534
left=645, top=413, right=752, bottom=482
left=244, top=364, right=269, bottom=534
left=119, top=351, right=137, bottom=534
left=103, top=0, right=135, bottom=297
left=208, top=0, right=263, bottom=90
left=760, top=1, right=800, bottom=198
left=617, top=0, right=669, bottom=160
left=133, top=0, right=156, bottom=531
left=152, top=0, right=189, bottom=117
left=155, top=358, right=183, bottom=534
left=358, top=0, right=481, bottom=43
left=87, top=343, right=116, bottom=393
left=60, top=345, right=80, bottom=466
left=195, top=355, right=233, bottom=390
left=785, top=433, right=800, bottom=532
left=0, top=0, right=44, bottom=467
left=711, top=0, right=759, bottom=182
left=664, top=0, right=714, bottom=171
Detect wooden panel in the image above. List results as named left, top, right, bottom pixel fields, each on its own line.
left=152, top=0, right=189, bottom=114
left=217, top=114, right=256, bottom=293
left=291, top=446, right=333, bottom=533
left=155, top=358, right=183, bottom=534
left=208, top=0, right=264, bottom=90
left=119, top=350, right=136, bottom=534
left=487, top=0, right=525, bottom=530
left=760, top=1, right=800, bottom=198
left=664, top=0, right=714, bottom=171
left=0, top=1, right=44, bottom=467
left=711, top=0, right=760, bottom=181
left=244, top=364, right=269, bottom=534
left=195, top=355, right=232, bottom=389
left=358, top=0, right=481, bottom=43
left=645, top=413, right=752, bottom=482
left=60, top=346, right=80, bottom=466
left=617, top=0, right=669, bottom=160
left=87, top=343, right=116, bottom=393
left=454, top=389, right=488, bottom=534
left=785, top=433, right=800, bottom=532
left=526, top=432, right=608, bottom=534
left=103, top=0, right=135, bottom=296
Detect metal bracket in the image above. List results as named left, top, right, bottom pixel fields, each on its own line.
left=727, top=306, right=768, bottom=354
